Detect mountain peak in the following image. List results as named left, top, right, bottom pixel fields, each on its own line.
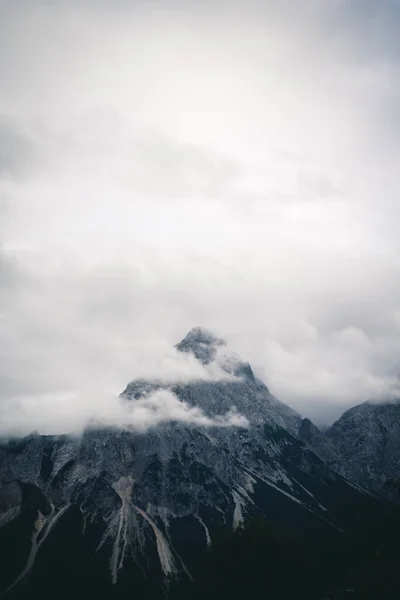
left=175, top=326, right=257, bottom=382
left=175, top=326, right=225, bottom=364
left=178, top=326, right=225, bottom=347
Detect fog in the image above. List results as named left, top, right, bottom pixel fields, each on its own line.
left=1, top=0, right=399, bottom=431
left=0, top=387, right=248, bottom=438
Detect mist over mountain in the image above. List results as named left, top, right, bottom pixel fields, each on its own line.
left=1, top=0, right=400, bottom=427
left=1, top=327, right=400, bottom=600
left=1, top=0, right=400, bottom=598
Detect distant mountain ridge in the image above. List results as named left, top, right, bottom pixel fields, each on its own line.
left=302, top=399, right=400, bottom=503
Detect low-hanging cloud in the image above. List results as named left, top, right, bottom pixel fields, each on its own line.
left=0, top=0, right=400, bottom=429
left=0, top=388, right=248, bottom=438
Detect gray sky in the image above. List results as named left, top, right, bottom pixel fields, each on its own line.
left=1, top=0, right=400, bottom=431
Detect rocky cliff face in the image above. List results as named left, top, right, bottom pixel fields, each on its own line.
left=0, top=327, right=398, bottom=600
left=299, top=417, right=340, bottom=465
left=298, top=399, right=400, bottom=503
left=325, top=400, right=400, bottom=502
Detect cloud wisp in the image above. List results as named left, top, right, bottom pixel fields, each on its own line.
left=0, top=387, right=248, bottom=438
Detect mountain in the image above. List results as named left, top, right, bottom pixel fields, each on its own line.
left=124, top=326, right=302, bottom=435
left=1, top=327, right=400, bottom=600
left=299, top=416, right=341, bottom=465
left=322, top=400, right=400, bottom=503
left=298, top=399, right=400, bottom=503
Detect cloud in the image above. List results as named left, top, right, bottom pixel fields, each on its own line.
left=0, top=388, right=248, bottom=438
left=0, top=0, right=399, bottom=428
left=0, top=116, right=37, bottom=179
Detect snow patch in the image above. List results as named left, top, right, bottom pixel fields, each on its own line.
left=232, top=490, right=248, bottom=530
left=292, top=478, right=329, bottom=512
left=266, top=467, right=294, bottom=490
left=97, top=476, right=143, bottom=584
left=134, top=506, right=177, bottom=576
left=196, top=515, right=211, bottom=546
left=1, top=504, right=70, bottom=597
left=244, top=473, right=257, bottom=495
left=0, top=507, right=19, bottom=529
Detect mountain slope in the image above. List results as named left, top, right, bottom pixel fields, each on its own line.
left=325, top=400, right=400, bottom=502
left=298, top=398, right=400, bottom=504
left=0, top=327, right=399, bottom=599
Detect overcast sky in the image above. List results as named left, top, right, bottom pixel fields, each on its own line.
left=0, top=0, right=400, bottom=431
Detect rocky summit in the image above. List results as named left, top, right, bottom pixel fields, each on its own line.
left=1, top=327, right=400, bottom=600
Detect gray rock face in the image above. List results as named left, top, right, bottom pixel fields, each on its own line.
left=175, top=326, right=225, bottom=365
left=298, top=400, right=400, bottom=503
left=0, top=327, right=395, bottom=597
left=299, top=418, right=340, bottom=466
left=324, top=400, right=400, bottom=502
left=175, top=325, right=256, bottom=379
